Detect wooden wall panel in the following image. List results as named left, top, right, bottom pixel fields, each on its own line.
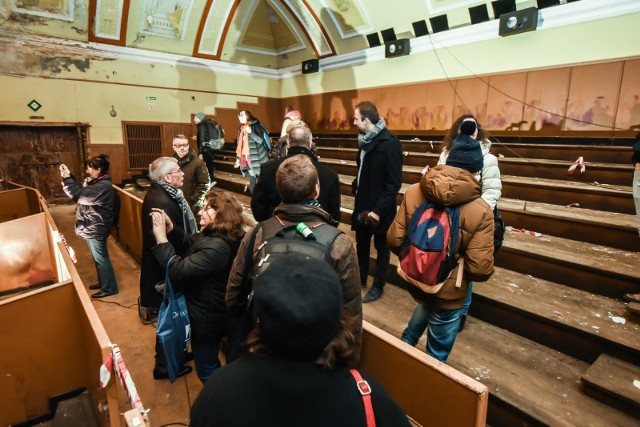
left=90, top=144, right=126, bottom=184
left=282, top=58, right=639, bottom=139
left=565, top=62, right=622, bottom=133
left=615, top=58, right=640, bottom=131
left=524, top=68, right=571, bottom=134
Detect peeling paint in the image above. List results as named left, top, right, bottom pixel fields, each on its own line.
left=7, top=12, right=48, bottom=26
left=39, top=56, right=91, bottom=73
left=70, top=26, right=87, bottom=35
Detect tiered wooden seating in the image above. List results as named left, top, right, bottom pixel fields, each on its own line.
left=211, top=133, right=640, bottom=426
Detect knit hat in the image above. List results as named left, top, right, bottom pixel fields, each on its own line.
left=195, top=112, right=205, bottom=121
left=446, top=121, right=483, bottom=173
left=253, top=254, right=342, bottom=359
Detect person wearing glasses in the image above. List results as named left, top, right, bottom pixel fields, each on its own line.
left=150, top=188, right=244, bottom=383
left=140, top=157, right=198, bottom=379
left=172, top=134, right=210, bottom=216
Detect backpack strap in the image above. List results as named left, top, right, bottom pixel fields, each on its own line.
left=307, top=222, right=343, bottom=248
left=454, top=257, right=465, bottom=289
left=236, top=223, right=262, bottom=306
left=271, top=215, right=343, bottom=248
left=349, top=369, right=376, bottom=427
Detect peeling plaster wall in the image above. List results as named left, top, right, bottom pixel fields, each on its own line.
left=0, top=36, right=279, bottom=146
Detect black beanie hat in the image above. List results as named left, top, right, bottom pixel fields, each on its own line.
left=253, top=254, right=342, bottom=359
left=446, top=121, right=483, bottom=173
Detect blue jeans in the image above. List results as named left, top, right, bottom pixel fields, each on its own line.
left=461, top=282, right=473, bottom=316
left=191, top=338, right=221, bottom=383
left=86, top=238, right=118, bottom=294
left=402, top=283, right=474, bottom=343
left=400, top=302, right=466, bottom=363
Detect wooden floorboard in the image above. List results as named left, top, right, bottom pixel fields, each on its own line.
left=363, top=284, right=639, bottom=427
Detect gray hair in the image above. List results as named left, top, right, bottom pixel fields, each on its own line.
left=287, top=120, right=312, bottom=147
left=149, top=157, right=178, bottom=181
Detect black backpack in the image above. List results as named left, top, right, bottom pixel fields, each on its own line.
left=203, top=119, right=224, bottom=140
left=226, top=217, right=343, bottom=362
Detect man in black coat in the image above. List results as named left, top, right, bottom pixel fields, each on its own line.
left=351, top=101, right=403, bottom=303
left=140, top=157, right=198, bottom=380
left=251, top=120, right=341, bottom=222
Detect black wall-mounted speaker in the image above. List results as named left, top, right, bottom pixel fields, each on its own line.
left=380, top=28, right=397, bottom=43
left=412, top=20, right=429, bottom=37
left=429, top=15, right=449, bottom=33
left=469, top=4, right=490, bottom=24
left=366, top=33, right=381, bottom=48
left=384, top=39, right=410, bottom=58
left=499, top=7, right=539, bottom=37
left=301, top=59, right=319, bottom=74
left=492, top=0, right=516, bottom=18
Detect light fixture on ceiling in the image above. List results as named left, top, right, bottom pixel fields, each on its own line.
left=110, top=106, right=117, bottom=117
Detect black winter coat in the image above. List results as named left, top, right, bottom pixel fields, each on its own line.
left=152, top=228, right=241, bottom=341
left=190, top=355, right=411, bottom=427
left=251, top=146, right=341, bottom=222
left=351, top=128, right=403, bottom=234
left=62, top=174, right=115, bottom=240
left=140, top=182, right=186, bottom=308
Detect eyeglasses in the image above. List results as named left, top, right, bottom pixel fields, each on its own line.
left=167, top=169, right=183, bottom=175
left=173, top=143, right=189, bottom=148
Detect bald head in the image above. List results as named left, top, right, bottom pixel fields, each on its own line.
left=286, top=120, right=312, bottom=148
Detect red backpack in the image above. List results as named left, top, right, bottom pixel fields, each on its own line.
left=397, top=201, right=462, bottom=294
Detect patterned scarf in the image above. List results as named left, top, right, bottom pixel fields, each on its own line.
left=156, top=180, right=198, bottom=235
left=358, top=118, right=387, bottom=152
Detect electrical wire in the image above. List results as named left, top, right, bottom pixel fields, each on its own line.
left=422, top=32, right=631, bottom=163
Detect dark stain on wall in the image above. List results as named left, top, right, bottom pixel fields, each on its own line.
left=7, top=12, right=48, bottom=26
left=38, top=57, right=91, bottom=73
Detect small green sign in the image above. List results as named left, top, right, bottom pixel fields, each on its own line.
left=28, top=99, right=42, bottom=112
left=146, top=96, right=156, bottom=101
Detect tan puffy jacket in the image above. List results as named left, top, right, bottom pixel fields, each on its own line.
left=387, top=165, right=495, bottom=309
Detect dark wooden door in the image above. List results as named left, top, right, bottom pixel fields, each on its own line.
left=0, top=125, right=86, bottom=202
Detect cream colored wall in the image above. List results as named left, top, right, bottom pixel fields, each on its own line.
left=0, top=73, right=261, bottom=145
left=280, top=11, right=640, bottom=97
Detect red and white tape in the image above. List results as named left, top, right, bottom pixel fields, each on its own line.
left=567, top=156, right=586, bottom=175
left=506, top=226, right=542, bottom=237
left=99, top=345, right=148, bottom=421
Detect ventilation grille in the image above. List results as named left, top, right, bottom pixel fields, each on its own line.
left=125, top=124, right=162, bottom=169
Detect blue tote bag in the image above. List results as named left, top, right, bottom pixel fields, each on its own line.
left=156, top=255, right=191, bottom=383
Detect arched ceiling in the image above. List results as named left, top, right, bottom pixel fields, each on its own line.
left=0, top=0, right=566, bottom=71
left=0, top=0, right=383, bottom=69
left=0, top=0, right=619, bottom=76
